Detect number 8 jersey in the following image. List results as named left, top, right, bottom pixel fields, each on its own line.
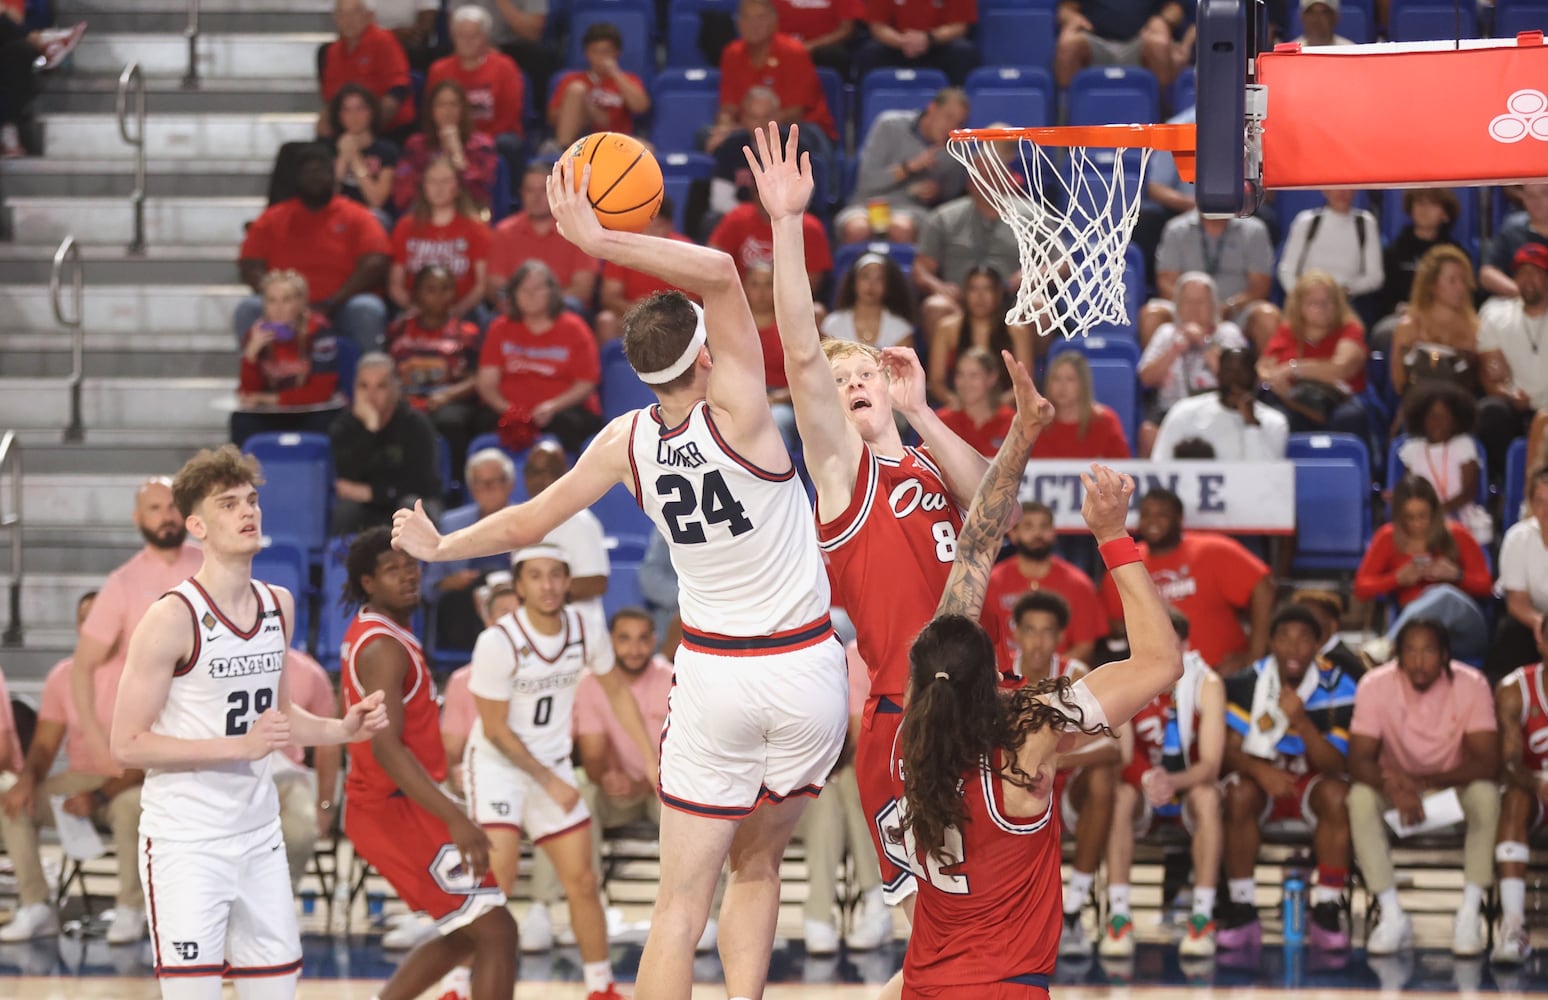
left=139, top=578, right=286, bottom=841
left=627, top=401, right=830, bottom=638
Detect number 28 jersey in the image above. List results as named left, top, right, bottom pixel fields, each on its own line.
left=627, top=401, right=830, bottom=638
left=140, top=579, right=286, bottom=841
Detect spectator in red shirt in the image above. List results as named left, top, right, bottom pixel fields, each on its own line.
left=856, top=0, right=978, bottom=85
left=236, top=143, right=391, bottom=352
left=715, top=0, right=836, bottom=145
left=427, top=6, right=527, bottom=175
left=981, top=499, right=1106, bottom=671
left=1100, top=487, right=1274, bottom=674
left=320, top=0, right=415, bottom=137
left=488, top=164, right=602, bottom=313
left=708, top=198, right=832, bottom=295
left=387, top=264, right=487, bottom=475
left=477, top=260, right=603, bottom=455
left=1257, top=268, right=1370, bottom=439
left=326, top=84, right=399, bottom=229
left=597, top=199, right=693, bottom=340
left=1354, top=475, right=1493, bottom=665
left=547, top=21, right=651, bottom=150
left=230, top=270, right=348, bottom=446
left=392, top=79, right=499, bottom=213
left=934, top=346, right=1013, bottom=458
left=1029, top=351, right=1131, bottom=459
left=772, top=0, right=862, bottom=73
left=388, top=157, right=492, bottom=321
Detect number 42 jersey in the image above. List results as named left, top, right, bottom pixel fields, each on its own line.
left=627, top=401, right=830, bottom=638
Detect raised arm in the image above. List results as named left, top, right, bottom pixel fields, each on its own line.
left=546, top=158, right=773, bottom=439
left=393, top=414, right=631, bottom=562
left=1076, top=469, right=1186, bottom=729
left=880, top=345, right=991, bottom=509
left=112, top=598, right=287, bottom=770
left=935, top=354, right=1053, bottom=620
left=744, top=123, right=864, bottom=519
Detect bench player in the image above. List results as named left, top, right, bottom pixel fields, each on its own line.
left=464, top=544, right=657, bottom=999
left=1492, top=617, right=1548, bottom=964
left=393, top=155, right=849, bottom=1000
left=111, top=446, right=388, bottom=1000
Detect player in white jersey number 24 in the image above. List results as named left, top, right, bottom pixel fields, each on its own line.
left=111, top=445, right=389, bottom=1000
left=393, top=156, right=849, bottom=1000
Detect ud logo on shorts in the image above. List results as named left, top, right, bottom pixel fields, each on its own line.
left=492, top=801, right=510, bottom=816
left=173, top=941, right=200, bottom=960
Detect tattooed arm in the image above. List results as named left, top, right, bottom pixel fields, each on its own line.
left=935, top=351, right=1054, bottom=621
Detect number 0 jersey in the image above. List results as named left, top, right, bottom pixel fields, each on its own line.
left=627, top=401, right=830, bottom=639
left=466, top=606, right=608, bottom=766
left=140, top=579, right=286, bottom=841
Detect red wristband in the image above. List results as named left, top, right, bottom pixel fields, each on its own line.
left=1099, top=536, right=1142, bottom=570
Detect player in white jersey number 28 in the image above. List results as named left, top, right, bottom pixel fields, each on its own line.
left=111, top=445, right=389, bottom=1000
left=392, top=156, right=849, bottom=1000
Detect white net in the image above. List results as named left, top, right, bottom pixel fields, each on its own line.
left=947, top=131, right=1154, bottom=339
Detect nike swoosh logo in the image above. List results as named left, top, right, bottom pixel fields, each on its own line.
left=271, top=843, right=282, bottom=851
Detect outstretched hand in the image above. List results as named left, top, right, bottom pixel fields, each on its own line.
left=743, top=122, right=814, bottom=223
left=547, top=157, right=610, bottom=258
left=880, top=346, right=929, bottom=417
left=1004, top=350, right=1054, bottom=434
left=1079, top=464, right=1136, bottom=544
left=392, top=500, right=443, bottom=561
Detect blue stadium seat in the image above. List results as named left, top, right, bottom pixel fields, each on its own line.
left=1388, top=0, right=1478, bottom=40
left=1290, top=458, right=1372, bottom=574
left=1503, top=436, right=1529, bottom=533
left=1286, top=431, right=1372, bottom=486
left=592, top=482, right=656, bottom=541
left=1496, top=2, right=1548, bottom=37
left=978, top=4, right=1056, bottom=75
left=652, top=69, right=721, bottom=154
left=244, top=432, right=333, bottom=561
left=815, top=68, right=850, bottom=151
left=253, top=538, right=310, bottom=650
left=1379, top=188, right=1481, bottom=261
left=964, top=66, right=1053, bottom=129
left=859, top=68, right=949, bottom=140
left=603, top=560, right=645, bottom=623
left=1065, top=67, right=1161, bottom=127
left=601, top=339, right=657, bottom=420
left=567, top=0, right=656, bottom=82
left=1170, top=66, right=1195, bottom=113
left=316, top=536, right=354, bottom=671
left=1385, top=434, right=1490, bottom=505
left=666, top=2, right=704, bottom=67
left=659, top=152, right=714, bottom=233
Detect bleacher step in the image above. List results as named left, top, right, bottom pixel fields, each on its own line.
left=1, top=283, right=252, bottom=333
left=0, top=160, right=271, bottom=199
left=0, top=244, right=240, bottom=285
left=0, top=376, right=232, bottom=431
left=71, top=32, right=330, bottom=79
left=15, top=438, right=214, bottom=475
left=41, top=113, right=316, bottom=160
left=6, top=195, right=263, bottom=246
left=38, top=77, right=320, bottom=115
left=54, top=9, right=333, bottom=33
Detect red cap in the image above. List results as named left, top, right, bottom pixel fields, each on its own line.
left=1514, top=242, right=1548, bottom=272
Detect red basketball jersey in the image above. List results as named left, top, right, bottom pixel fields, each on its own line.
left=1122, top=691, right=1173, bottom=786
left=1511, top=663, right=1548, bottom=774
left=342, top=609, right=446, bottom=802
left=892, top=746, right=1063, bottom=988
left=819, top=446, right=973, bottom=710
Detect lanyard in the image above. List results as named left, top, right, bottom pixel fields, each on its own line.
left=1198, top=224, right=1225, bottom=276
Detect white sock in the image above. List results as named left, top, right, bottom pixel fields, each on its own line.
left=1501, top=877, right=1527, bottom=919
left=1108, top=884, right=1131, bottom=917
left=1461, top=882, right=1484, bottom=916
left=1378, top=887, right=1403, bottom=917
left=1228, top=878, right=1255, bottom=905
left=438, top=967, right=471, bottom=1000
left=1065, top=870, right=1095, bottom=914
left=1193, top=886, right=1217, bottom=918
left=583, top=960, right=613, bottom=992
left=1311, top=885, right=1342, bottom=905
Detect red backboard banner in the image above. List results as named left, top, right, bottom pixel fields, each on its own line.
left=1260, top=36, right=1548, bottom=189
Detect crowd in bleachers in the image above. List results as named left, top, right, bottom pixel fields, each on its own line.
left=6, top=0, right=1548, bottom=975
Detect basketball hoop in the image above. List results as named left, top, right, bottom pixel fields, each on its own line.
left=947, top=123, right=1195, bottom=338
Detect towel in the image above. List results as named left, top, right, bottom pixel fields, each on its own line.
left=1242, top=657, right=1321, bottom=759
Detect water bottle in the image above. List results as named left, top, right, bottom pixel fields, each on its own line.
left=301, top=889, right=316, bottom=917
left=1282, top=872, right=1307, bottom=947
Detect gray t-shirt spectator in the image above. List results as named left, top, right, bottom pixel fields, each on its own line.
left=850, top=109, right=968, bottom=214
left=1155, top=212, right=1275, bottom=306
left=919, top=196, right=1021, bottom=286
left=468, top=0, right=548, bottom=47
left=1488, top=212, right=1548, bottom=275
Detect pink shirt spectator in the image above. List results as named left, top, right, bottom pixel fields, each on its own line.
left=281, top=650, right=336, bottom=767
left=575, top=654, right=673, bottom=784
left=38, top=656, right=125, bottom=776
left=441, top=664, right=476, bottom=745
left=1350, top=661, right=1497, bottom=777
left=0, top=668, right=22, bottom=774
left=846, top=640, right=870, bottom=716
left=81, top=544, right=205, bottom=671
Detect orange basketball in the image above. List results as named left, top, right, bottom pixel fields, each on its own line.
left=567, top=132, right=663, bottom=233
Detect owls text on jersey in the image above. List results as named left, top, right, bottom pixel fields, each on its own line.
left=466, top=606, right=610, bottom=766
left=626, top=400, right=830, bottom=639
left=140, top=578, right=287, bottom=840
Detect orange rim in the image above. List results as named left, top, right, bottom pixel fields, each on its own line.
left=949, top=123, right=1197, bottom=182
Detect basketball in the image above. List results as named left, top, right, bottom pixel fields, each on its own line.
left=566, top=131, right=663, bottom=233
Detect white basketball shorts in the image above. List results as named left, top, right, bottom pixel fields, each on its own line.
left=464, top=746, right=592, bottom=845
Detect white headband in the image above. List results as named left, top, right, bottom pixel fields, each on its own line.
left=635, top=302, right=708, bottom=385
left=511, top=544, right=569, bottom=569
